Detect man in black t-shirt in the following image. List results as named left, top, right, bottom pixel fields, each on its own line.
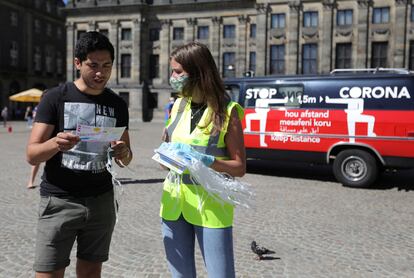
left=26, top=31, right=133, bottom=278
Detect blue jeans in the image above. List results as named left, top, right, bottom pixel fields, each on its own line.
left=161, top=215, right=235, bottom=278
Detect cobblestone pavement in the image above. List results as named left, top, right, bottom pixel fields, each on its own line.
left=0, top=120, right=413, bottom=278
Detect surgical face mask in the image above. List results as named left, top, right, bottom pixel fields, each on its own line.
left=169, top=75, right=189, bottom=92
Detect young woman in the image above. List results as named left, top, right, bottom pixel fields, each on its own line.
left=160, top=41, right=246, bottom=277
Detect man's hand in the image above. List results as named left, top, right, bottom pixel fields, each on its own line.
left=55, top=132, right=80, bottom=152
left=111, top=140, right=132, bottom=167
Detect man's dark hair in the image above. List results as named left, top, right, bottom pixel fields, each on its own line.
left=75, top=31, right=114, bottom=62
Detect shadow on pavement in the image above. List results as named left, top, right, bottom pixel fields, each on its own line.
left=119, top=178, right=164, bottom=185
left=258, top=256, right=281, bottom=261
left=246, top=159, right=414, bottom=191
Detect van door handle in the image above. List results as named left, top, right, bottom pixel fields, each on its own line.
left=407, top=131, right=414, bottom=137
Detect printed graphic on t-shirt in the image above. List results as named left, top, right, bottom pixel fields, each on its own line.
left=62, top=102, right=117, bottom=173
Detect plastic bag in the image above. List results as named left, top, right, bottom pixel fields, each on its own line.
left=187, top=159, right=254, bottom=209
left=106, top=147, right=123, bottom=223
left=154, top=142, right=254, bottom=208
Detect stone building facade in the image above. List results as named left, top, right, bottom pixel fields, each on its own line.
left=64, top=0, right=414, bottom=119
left=0, top=0, right=66, bottom=118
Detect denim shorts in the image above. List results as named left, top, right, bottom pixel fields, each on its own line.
left=33, top=190, right=116, bottom=272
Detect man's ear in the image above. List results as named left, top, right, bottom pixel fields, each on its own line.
left=74, top=58, right=82, bottom=70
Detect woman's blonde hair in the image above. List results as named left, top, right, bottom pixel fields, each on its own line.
left=170, top=42, right=230, bottom=132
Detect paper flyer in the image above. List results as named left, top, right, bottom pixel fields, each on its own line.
left=76, top=124, right=126, bottom=142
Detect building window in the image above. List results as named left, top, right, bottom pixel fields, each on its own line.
left=34, top=19, right=41, bottom=33
left=302, top=43, right=318, bottom=74
left=46, top=48, right=53, bottom=73
left=47, top=23, right=52, bottom=36
left=223, top=25, right=235, bottom=39
left=149, top=54, right=159, bottom=78
left=249, top=52, right=256, bottom=73
left=121, top=28, right=132, bottom=41
left=119, top=92, right=130, bottom=107
left=250, top=24, right=256, bottom=38
left=371, top=42, right=388, bottom=68
left=409, top=41, right=414, bottom=70
left=173, top=27, right=184, bottom=40
left=373, top=7, right=389, bottom=24
left=56, top=51, right=63, bottom=75
left=197, top=26, right=209, bottom=40
left=270, top=45, right=285, bottom=74
left=46, top=0, right=52, bottom=12
left=10, top=41, right=19, bottom=67
left=77, top=30, right=86, bottom=40
left=57, top=27, right=63, bottom=39
left=10, top=12, right=18, bottom=27
left=223, top=52, right=235, bottom=78
left=411, top=7, right=414, bottom=22
left=335, top=43, right=352, bottom=69
left=271, top=13, right=285, bottom=29
left=34, top=46, right=42, bottom=72
left=337, top=9, right=353, bottom=26
left=149, top=28, right=160, bottom=41
left=120, top=54, right=131, bottom=78
left=99, top=29, right=108, bottom=37
left=303, top=11, right=318, bottom=27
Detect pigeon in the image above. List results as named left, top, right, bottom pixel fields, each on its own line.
left=250, top=240, right=274, bottom=260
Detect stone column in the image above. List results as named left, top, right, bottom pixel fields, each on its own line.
left=132, top=18, right=142, bottom=83
left=160, top=19, right=171, bottom=84
left=186, top=18, right=196, bottom=43
left=356, top=0, right=372, bottom=68
left=211, top=16, right=222, bottom=71
left=25, top=12, right=33, bottom=77
left=110, top=19, right=119, bottom=85
left=66, top=21, right=75, bottom=81
left=321, top=0, right=335, bottom=73
left=88, top=20, right=96, bottom=31
left=394, top=0, right=408, bottom=67
left=237, top=15, right=248, bottom=76
left=255, top=4, right=269, bottom=76
left=287, top=1, right=301, bottom=74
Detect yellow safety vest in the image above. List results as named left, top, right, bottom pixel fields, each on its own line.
left=160, top=97, right=243, bottom=228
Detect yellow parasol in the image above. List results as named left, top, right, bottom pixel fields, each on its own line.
left=9, top=88, right=43, bottom=103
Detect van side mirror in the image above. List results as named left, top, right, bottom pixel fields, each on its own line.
left=244, top=71, right=255, bottom=77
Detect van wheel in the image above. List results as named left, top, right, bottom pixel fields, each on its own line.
left=333, top=149, right=378, bottom=188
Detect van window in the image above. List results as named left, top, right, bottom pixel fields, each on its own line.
left=225, top=85, right=241, bottom=103
left=278, top=85, right=303, bottom=108
left=244, top=84, right=304, bottom=108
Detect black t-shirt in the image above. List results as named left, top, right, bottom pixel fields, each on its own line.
left=35, top=82, right=129, bottom=197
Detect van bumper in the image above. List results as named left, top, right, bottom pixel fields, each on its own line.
left=383, top=156, right=414, bottom=169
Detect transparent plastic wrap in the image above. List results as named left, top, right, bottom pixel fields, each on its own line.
left=106, top=147, right=123, bottom=223
left=154, top=142, right=254, bottom=209
left=187, top=160, right=254, bottom=209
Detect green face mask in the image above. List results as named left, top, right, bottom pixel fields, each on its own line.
left=169, top=75, right=189, bottom=92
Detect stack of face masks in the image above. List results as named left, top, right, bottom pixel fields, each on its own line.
left=153, top=142, right=255, bottom=209
left=152, top=142, right=190, bottom=174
